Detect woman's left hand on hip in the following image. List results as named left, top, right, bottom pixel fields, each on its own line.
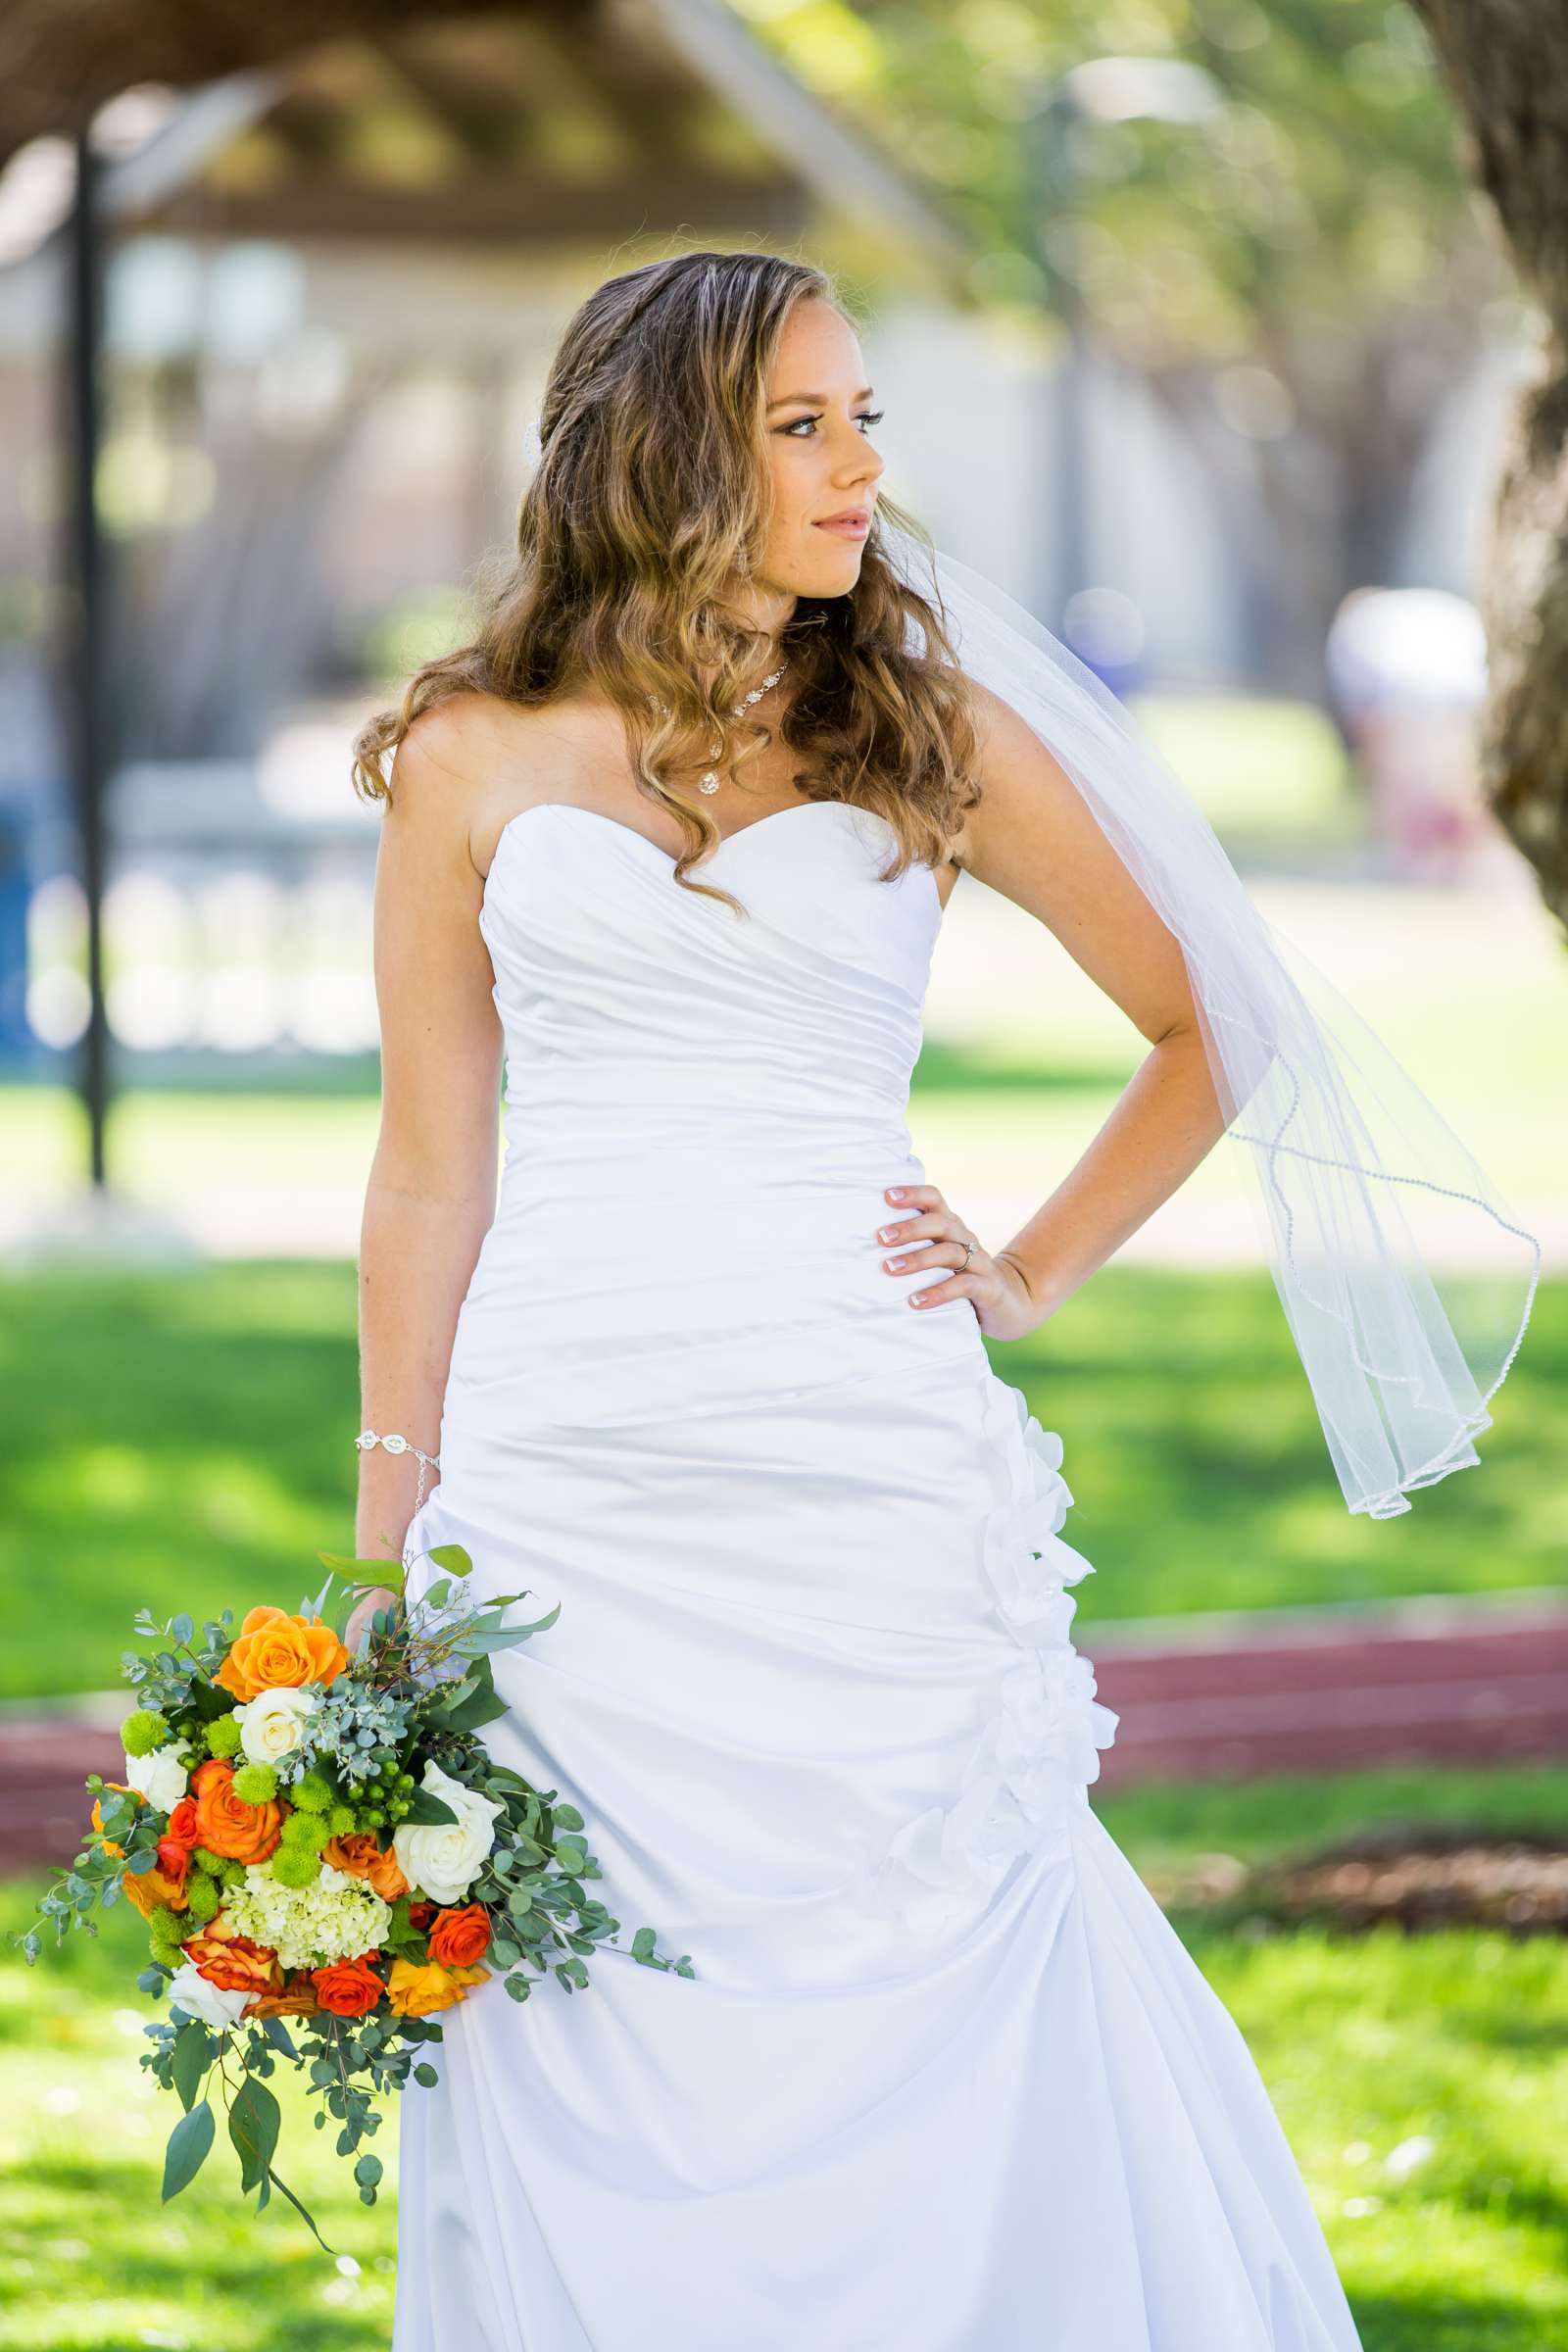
left=875, top=1183, right=1043, bottom=1342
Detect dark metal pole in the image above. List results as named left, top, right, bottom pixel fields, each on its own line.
left=63, top=125, right=110, bottom=1189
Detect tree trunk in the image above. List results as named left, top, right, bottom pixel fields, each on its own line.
left=1408, top=0, right=1568, bottom=930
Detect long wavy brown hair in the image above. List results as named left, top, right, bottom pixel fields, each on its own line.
left=351, top=249, right=981, bottom=915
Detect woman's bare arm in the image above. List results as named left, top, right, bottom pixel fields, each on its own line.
left=959, top=679, right=1230, bottom=1321
left=349, top=706, right=504, bottom=1644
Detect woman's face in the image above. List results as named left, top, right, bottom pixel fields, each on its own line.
left=751, top=299, right=885, bottom=615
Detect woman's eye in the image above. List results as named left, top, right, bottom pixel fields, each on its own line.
left=781, top=411, right=885, bottom=437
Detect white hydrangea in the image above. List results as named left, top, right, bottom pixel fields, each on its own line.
left=220, top=1859, right=393, bottom=1973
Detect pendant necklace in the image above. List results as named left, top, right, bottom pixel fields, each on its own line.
left=650, top=662, right=789, bottom=795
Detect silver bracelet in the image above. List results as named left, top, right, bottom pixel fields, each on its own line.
left=356, top=1428, right=440, bottom=1510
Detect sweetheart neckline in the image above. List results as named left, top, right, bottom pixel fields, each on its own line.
left=481, top=797, right=944, bottom=912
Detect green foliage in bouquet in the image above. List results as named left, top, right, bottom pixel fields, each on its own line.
left=11, top=1540, right=696, bottom=2253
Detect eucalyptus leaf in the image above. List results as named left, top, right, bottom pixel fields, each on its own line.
left=170, top=2019, right=211, bottom=2113
left=444, top=1690, right=511, bottom=1734
left=453, top=1622, right=560, bottom=1654
left=161, top=2098, right=216, bottom=2202
left=318, top=1549, right=406, bottom=1587
left=264, top=2164, right=337, bottom=2256
left=262, top=2015, right=300, bottom=2061
left=228, top=2076, right=281, bottom=2195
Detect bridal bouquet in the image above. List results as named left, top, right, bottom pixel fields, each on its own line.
left=14, top=1542, right=693, bottom=2251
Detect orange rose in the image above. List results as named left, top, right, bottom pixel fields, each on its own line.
left=427, top=1903, right=492, bottom=1969
left=313, top=1952, right=387, bottom=2018
left=407, top=1900, right=436, bottom=1930
left=241, top=1970, right=320, bottom=2020
left=321, top=1831, right=410, bottom=1903
left=153, top=1834, right=192, bottom=1897
left=122, top=1858, right=191, bottom=1919
left=180, top=1918, right=283, bottom=1998
left=215, top=1604, right=349, bottom=1703
left=190, top=1757, right=283, bottom=1865
left=164, top=1794, right=200, bottom=1850
left=385, top=1957, right=490, bottom=2018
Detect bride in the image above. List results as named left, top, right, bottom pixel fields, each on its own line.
left=346, top=251, right=1534, bottom=2350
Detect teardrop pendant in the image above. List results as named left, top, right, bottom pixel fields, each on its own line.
left=652, top=662, right=790, bottom=796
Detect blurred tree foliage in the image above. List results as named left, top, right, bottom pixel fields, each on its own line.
left=741, top=0, right=1521, bottom=681
left=759, top=0, right=1474, bottom=354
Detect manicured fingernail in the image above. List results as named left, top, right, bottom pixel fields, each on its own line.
left=887, top=1187, right=904, bottom=1199
left=910, top=1292, right=926, bottom=1304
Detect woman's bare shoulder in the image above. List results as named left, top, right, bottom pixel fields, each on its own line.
left=394, top=691, right=543, bottom=782
left=391, top=691, right=608, bottom=875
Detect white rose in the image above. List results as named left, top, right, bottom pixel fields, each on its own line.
left=391, top=1762, right=503, bottom=1907
left=166, top=1961, right=253, bottom=2034
left=233, top=1686, right=318, bottom=1767
left=122, top=1740, right=189, bottom=1813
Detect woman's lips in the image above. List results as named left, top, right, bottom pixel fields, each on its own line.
left=813, top=515, right=869, bottom=539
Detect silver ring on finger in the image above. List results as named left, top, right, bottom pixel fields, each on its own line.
left=957, top=1238, right=975, bottom=1270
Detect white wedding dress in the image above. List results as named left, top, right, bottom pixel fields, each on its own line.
left=391, top=798, right=1365, bottom=2352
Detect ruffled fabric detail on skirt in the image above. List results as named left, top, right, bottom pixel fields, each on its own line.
left=859, top=1373, right=1120, bottom=1937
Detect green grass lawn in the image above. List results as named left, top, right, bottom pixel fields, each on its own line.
left=4, top=1762, right=1565, bottom=2349
left=0, top=1260, right=1558, bottom=1703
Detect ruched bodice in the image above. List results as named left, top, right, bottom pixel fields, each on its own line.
left=449, top=798, right=985, bottom=1427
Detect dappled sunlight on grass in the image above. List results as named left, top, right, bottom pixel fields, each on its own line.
left=1099, top=1765, right=1568, bottom=2348
left=5, top=1764, right=1567, bottom=2347
left=1191, top=1924, right=1568, bottom=2346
